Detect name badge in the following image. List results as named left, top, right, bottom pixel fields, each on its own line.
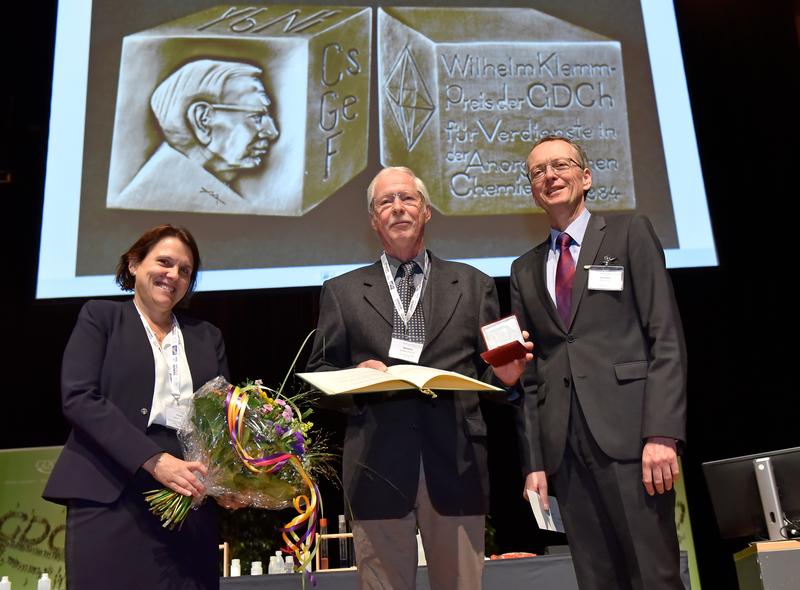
left=586, top=265, right=624, bottom=291
left=166, top=401, right=190, bottom=430
left=388, top=338, right=424, bottom=364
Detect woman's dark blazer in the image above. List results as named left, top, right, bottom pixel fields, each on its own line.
left=43, top=299, right=229, bottom=505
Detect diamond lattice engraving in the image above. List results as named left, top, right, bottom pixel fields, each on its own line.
left=384, top=47, right=435, bottom=151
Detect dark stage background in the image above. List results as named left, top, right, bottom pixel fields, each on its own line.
left=1, top=1, right=797, bottom=587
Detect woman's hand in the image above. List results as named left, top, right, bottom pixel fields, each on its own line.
left=143, top=452, right=207, bottom=497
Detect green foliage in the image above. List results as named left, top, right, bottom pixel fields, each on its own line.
left=485, top=514, right=499, bottom=556
left=219, top=505, right=289, bottom=569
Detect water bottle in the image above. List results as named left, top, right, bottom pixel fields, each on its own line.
left=318, top=517, right=329, bottom=570
left=268, top=555, right=281, bottom=574
left=338, top=514, right=349, bottom=567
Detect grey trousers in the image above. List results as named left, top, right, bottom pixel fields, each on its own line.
left=351, top=461, right=485, bottom=590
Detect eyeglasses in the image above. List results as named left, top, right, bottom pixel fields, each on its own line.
left=372, top=191, right=423, bottom=212
left=527, top=158, right=583, bottom=182
left=210, top=103, right=273, bottom=125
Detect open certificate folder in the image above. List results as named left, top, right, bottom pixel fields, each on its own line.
left=297, top=364, right=503, bottom=396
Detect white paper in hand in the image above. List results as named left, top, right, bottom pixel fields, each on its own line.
left=527, top=489, right=565, bottom=533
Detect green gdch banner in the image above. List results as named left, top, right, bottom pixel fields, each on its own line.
left=0, top=447, right=65, bottom=589
left=675, top=457, right=701, bottom=590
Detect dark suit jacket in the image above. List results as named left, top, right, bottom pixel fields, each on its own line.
left=43, top=299, right=229, bottom=505
left=511, top=214, right=687, bottom=476
left=306, top=252, right=501, bottom=519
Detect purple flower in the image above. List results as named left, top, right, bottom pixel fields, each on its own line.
left=275, top=424, right=286, bottom=436
left=291, top=432, right=305, bottom=455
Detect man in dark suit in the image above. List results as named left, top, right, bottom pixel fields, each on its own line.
left=511, top=138, right=687, bottom=590
left=307, top=166, right=531, bottom=590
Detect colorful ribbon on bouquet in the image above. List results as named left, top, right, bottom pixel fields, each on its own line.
left=225, top=384, right=319, bottom=577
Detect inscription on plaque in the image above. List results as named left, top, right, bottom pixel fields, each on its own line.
left=378, top=7, right=635, bottom=215
left=106, top=5, right=371, bottom=216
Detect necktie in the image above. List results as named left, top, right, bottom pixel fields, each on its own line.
left=392, top=261, right=425, bottom=344
left=555, top=232, right=575, bottom=329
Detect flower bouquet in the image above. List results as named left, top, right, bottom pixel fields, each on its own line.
left=144, top=336, right=329, bottom=572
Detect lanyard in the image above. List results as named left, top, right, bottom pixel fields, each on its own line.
left=135, top=303, right=182, bottom=404
left=380, top=250, right=430, bottom=329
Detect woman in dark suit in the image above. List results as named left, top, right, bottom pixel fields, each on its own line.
left=43, top=225, right=229, bottom=589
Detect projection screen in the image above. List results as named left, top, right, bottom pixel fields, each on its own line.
left=37, top=0, right=715, bottom=298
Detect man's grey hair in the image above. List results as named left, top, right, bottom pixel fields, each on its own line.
left=366, top=166, right=432, bottom=214
left=151, top=59, right=263, bottom=149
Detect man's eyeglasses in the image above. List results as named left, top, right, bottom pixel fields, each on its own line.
left=372, top=192, right=423, bottom=212
left=210, top=103, right=272, bottom=124
left=527, top=158, right=583, bottom=182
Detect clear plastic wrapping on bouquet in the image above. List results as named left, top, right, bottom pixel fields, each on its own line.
left=178, top=376, right=310, bottom=510
left=146, top=330, right=325, bottom=575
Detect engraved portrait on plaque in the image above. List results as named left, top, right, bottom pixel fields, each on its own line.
left=106, top=5, right=371, bottom=216
left=378, top=7, right=635, bottom=216
left=112, top=59, right=279, bottom=211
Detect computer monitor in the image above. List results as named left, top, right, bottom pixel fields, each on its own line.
left=703, top=447, right=800, bottom=541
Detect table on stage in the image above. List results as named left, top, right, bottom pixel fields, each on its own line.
left=221, top=551, right=691, bottom=589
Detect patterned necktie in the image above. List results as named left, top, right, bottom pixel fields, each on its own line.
left=392, top=261, right=425, bottom=344
left=555, top=232, right=575, bottom=329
